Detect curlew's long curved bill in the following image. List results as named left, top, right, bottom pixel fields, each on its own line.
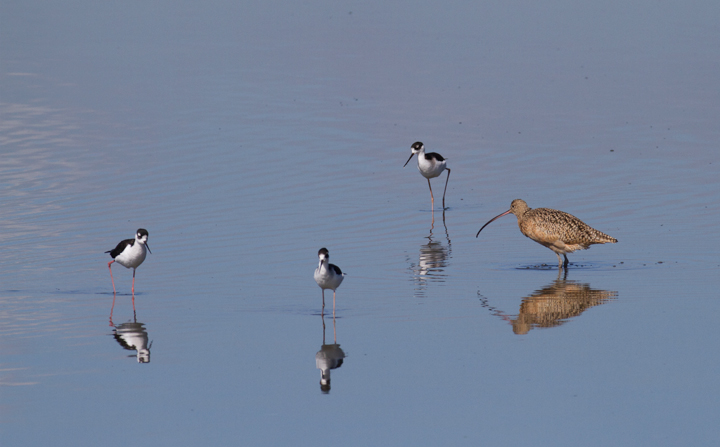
left=403, top=153, right=415, bottom=167
left=476, top=209, right=513, bottom=237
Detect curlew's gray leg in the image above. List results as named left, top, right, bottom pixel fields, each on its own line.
left=556, top=267, right=568, bottom=281
left=442, top=168, right=451, bottom=210
left=427, top=178, right=434, bottom=209
left=556, top=253, right=564, bottom=270
left=563, top=254, right=569, bottom=269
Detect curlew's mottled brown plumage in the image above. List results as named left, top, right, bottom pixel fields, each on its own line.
left=476, top=199, right=617, bottom=269
left=511, top=278, right=617, bottom=334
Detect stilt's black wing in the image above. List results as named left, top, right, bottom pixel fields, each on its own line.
left=106, top=239, right=134, bottom=258
left=425, top=152, right=445, bottom=162
left=330, top=264, right=343, bottom=275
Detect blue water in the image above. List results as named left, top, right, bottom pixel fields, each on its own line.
left=1, top=1, right=719, bottom=446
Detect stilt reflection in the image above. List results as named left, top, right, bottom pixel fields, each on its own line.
left=315, top=312, right=345, bottom=394
left=109, top=293, right=152, bottom=363
left=479, top=271, right=617, bottom=335
left=408, top=209, right=452, bottom=296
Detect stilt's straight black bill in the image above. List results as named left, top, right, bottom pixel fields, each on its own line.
left=403, top=153, right=415, bottom=167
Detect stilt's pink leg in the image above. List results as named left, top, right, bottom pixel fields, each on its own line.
left=442, top=168, right=451, bottom=210
left=131, top=269, right=137, bottom=310
left=109, top=292, right=117, bottom=327
left=108, top=260, right=116, bottom=293
left=321, top=313, right=326, bottom=345
left=427, top=178, right=434, bottom=209
left=333, top=312, right=337, bottom=343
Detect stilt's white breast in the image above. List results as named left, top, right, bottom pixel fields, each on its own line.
left=115, top=242, right=148, bottom=269
left=417, top=152, right=447, bottom=179
left=315, top=264, right=344, bottom=291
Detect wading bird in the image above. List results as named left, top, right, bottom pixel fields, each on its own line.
left=476, top=200, right=616, bottom=269
left=107, top=229, right=151, bottom=294
left=403, top=141, right=451, bottom=210
left=314, top=248, right=345, bottom=315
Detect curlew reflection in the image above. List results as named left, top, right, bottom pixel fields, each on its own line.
left=108, top=293, right=152, bottom=363
left=315, top=311, right=345, bottom=394
left=408, top=210, right=452, bottom=296
left=479, top=272, right=617, bottom=335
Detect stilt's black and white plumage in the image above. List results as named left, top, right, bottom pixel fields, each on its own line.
left=403, top=141, right=451, bottom=210
left=106, top=229, right=151, bottom=294
left=314, top=248, right=345, bottom=315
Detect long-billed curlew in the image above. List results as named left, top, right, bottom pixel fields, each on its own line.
left=403, top=141, right=451, bottom=210
left=476, top=199, right=617, bottom=269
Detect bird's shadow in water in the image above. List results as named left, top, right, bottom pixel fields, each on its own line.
left=477, top=270, right=618, bottom=335
left=407, top=209, right=452, bottom=297
left=108, top=293, right=152, bottom=363
left=315, top=311, right=346, bottom=394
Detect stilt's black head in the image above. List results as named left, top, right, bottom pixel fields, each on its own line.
left=404, top=142, right=424, bottom=167
left=136, top=229, right=151, bottom=253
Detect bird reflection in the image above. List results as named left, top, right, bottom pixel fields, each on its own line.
left=315, top=312, right=345, bottom=394
left=408, top=210, right=452, bottom=296
left=479, top=272, right=617, bottom=335
left=109, top=293, right=152, bottom=363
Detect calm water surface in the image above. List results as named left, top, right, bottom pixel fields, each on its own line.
left=1, top=1, right=719, bottom=446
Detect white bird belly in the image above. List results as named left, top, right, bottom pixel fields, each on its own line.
left=115, top=245, right=147, bottom=269
left=417, top=157, right=446, bottom=179
left=315, top=267, right=343, bottom=290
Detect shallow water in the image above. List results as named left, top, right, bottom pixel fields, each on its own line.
left=1, top=1, right=719, bottom=445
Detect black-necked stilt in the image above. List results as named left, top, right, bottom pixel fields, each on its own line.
left=403, top=141, right=451, bottom=210
left=106, top=228, right=151, bottom=294
left=314, top=248, right=345, bottom=315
